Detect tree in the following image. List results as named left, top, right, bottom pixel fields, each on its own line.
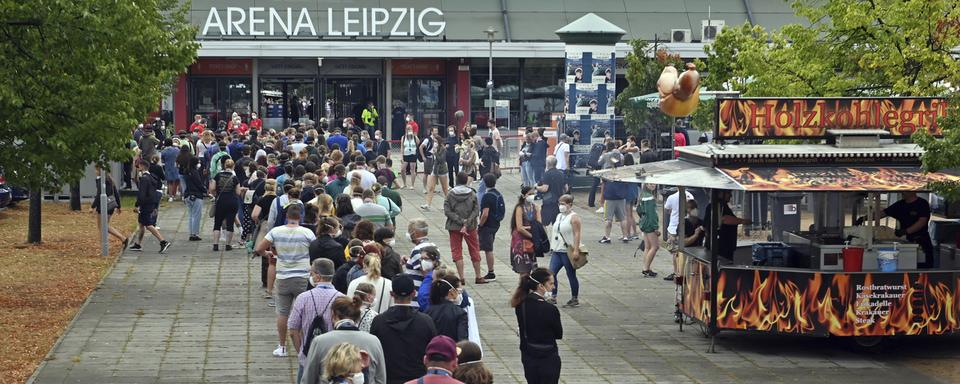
left=702, top=1, right=960, bottom=97
left=0, top=0, right=198, bottom=243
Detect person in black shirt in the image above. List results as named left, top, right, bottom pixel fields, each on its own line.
left=704, top=190, right=750, bottom=260
left=683, top=199, right=705, bottom=247
left=586, top=142, right=607, bottom=207
left=537, top=156, right=566, bottom=225
left=878, top=191, right=934, bottom=267
left=511, top=267, right=562, bottom=384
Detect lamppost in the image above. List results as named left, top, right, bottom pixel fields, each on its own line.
left=484, top=27, right=497, bottom=126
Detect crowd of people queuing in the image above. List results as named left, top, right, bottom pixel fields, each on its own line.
left=117, top=111, right=577, bottom=384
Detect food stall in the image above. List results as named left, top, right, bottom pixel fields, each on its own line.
left=596, top=96, right=960, bottom=348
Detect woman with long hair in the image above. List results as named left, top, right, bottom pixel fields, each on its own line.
left=347, top=252, right=393, bottom=314
left=176, top=144, right=194, bottom=198
left=312, top=193, right=336, bottom=218
left=352, top=282, right=379, bottom=332
left=548, top=194, right=583, bottom=307
left=453, top=340, right=493, bottom=384
left=209, top=158, right=242, bottom=252
left=400, top=124, right=418, bottom=189
left=426, top=274, right=468, bottom=341
left=421, top=128, right=450, bottom=210
left=252, top=179, right=278, bottom=299
left=182, top=156, right=207, bottom=242
left=511, top=267, right=562, bottom=384
left=459, top=139, right=478, bottom=183
left=310, top=216, right=346, bottom=270
left=510, top=186, right=541, bottom=274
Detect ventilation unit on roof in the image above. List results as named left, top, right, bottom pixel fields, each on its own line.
left=671, top=29, right=692, bottom=43
left=701, top=20, right=725, bottom=42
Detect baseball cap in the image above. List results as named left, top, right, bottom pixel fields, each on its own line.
left=425, top=335, right=457, bottom=362
left=392, top=274, right=416, bottom=297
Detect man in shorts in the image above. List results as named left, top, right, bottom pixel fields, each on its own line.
left=444, top=172, right=485, bottom=284
left=662, top=189, right=695, bottom=280
left=255, top=204, right=316, bottom=357
left=129, top=160, right=171, bottom=253
left=477, top=173, right=504, bottom=283
left=599, top=178, right=630, bottom=244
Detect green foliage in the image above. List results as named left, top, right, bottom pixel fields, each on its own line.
left=0, top=0, right=198, bottom=190
left=914, top=95, right=960, bottom=202
left=615, top=40, right=682, bottom=136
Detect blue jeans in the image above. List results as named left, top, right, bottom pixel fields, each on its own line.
left=532, top=162, right=545, bottom=184
left=521, top=162, right=535, bottom=186
left=550, top=251, right=579, bottom=298
left=178, top=175, right=187, bottom=196
left=297, top=364, right=303, bottom=384
left=185, top=196, right=204, bottom=236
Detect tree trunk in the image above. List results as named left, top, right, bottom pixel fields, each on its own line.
left=27, top=190, right=42, bottom=244
left=69, top=182, right=81, bottom=211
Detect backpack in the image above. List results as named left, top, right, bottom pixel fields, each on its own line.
left=302, top=293, right=336, bottom=357
left=273, top=198, right=305, bottom=228
left=485, top=189, right=506, bottom=224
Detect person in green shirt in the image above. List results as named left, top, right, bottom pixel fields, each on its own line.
left=324, top=164, right=350, bottom=197
left=361, top=101, right=379, bottom=137
left=638, top=183, right=660, bottom=277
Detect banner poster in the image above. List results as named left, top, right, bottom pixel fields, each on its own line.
left=564, top=44, right=616, bottom=166
left=719, top=166, right=960, bottom=192
left=716, top=268, right=958, bottom=336
left=718, top=97, right=948, bottom=138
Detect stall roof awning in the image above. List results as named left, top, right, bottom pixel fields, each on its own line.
left=595, top=161, right=960, bottom=192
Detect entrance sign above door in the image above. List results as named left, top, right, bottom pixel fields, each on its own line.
left=201, top=7, right=446, bottom=38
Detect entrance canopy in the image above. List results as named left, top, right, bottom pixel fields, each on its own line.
left=593, top=144, right=960, bottom=192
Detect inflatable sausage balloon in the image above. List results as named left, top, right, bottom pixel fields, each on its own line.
left=658, top=63, right=701, bottom=117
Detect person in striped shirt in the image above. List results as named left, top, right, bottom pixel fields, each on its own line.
left=403, top=218, right=436, bottom=307
left=256, top=204, right=317, bottom=358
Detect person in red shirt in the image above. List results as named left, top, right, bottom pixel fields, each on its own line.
left=249, top=112, right=262, bottom=133
left=189, top=114, right=205, bottom=134
left=405, top=113, right=420, bottom=137
left=228, top=115, right=249, bottom=135
left=673, top=131, right=687, bottom=158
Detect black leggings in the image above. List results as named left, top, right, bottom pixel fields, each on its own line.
left=213, top=200, right=239, bottom=232
left=521, top=353, right=560, bottom=384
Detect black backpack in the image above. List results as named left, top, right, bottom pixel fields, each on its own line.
left=485, top=189, right=506, bottom=224
left=303, top=294, right=336, bottom=357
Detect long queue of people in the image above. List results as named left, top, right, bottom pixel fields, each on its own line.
left=117, top=114, right=581, bottom=383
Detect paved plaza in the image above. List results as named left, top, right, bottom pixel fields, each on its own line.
left=29, top=171, right=960, bottom=384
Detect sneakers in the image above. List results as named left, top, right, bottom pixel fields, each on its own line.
left=629, top=234, right=641, bottom=240
left=168, top=197, right=174, bottom=202
left=189, top=235, right=202, bottom=241
left=474, top=277, right=488, bottom=284
left=563, top=297, right=580, bottom=308
left=598, top=237, right=611, bottom=244
left=595, top=207, right=605, bottom=214
left=482, top=272, right=497, bottom=282
left=545, top=296, right=557, bottom=305
left=272, top=345, right=287, bottom=357
left=129, top=243, right=143, bottom=252
left=213, top=244, right=219, bottom=252
left=267, top=298, right=276, bottom=307
left=663, top=273, right=676, bottom=281
left=419, top=204, right=430, bottom=211
left=225, top=245, right=233, bottom=251
left=642, top=270, right=658, bottom=278
left=620, top=237, right=630, bottom=243
left=159, top=240, right=172, bottom=254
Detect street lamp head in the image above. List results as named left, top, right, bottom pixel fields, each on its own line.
left=486, top=80, right=494, bottom=89
left=484, top=27, right=497, bottom=41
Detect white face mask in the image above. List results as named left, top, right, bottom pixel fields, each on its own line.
left=350, top=372, right=365, bottom=384
left=309, top=274, right=318, bottom=286
left=525, top=195, right=535, bottom=203
left=451, top=291, right=462, bottom=304
left=558, top=205, right=569, bottom=214
left=406, top=232, right=413, bottom=242
left=689, top=208, right=699, bottom=217
left=333, top=229, right=342, bottom=237
left=342, top=123, right=348, bottom=128
left=386, top=239, right=396, bottom=246
left=406, top=116, right=412, bottom=122
left=421, top=260, right=435, bottom=272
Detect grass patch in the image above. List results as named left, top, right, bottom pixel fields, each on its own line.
left=0, top=197, right=136, bottom=384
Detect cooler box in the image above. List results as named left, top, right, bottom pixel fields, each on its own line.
left=752, top=242, right=794, bottom=267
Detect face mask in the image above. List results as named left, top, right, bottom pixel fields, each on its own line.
left=334, top=229, right=342, bottom=237
left=451, top=291, right=462, bottom=304
left=558, top=205, right=569, bottom=214
left=689, top=208, right=699, bottom=217
left=406, top=131, right=413, bottom=136
left=350, top=372, right=365, bottom=384
left=386, top=239, right=396, bottom=246
left=406, top=232, right=413, bottom=242
left=448, top=131, right=455, bottom=137
left=525, top=195, right=535, bottom=203
left=309, top=274, right=318, bottom=286
left=406, top=117, right=412, bottom=122
left=342, top=123, right=348, bottom=128
left=421, top=260, right=435, bottom=272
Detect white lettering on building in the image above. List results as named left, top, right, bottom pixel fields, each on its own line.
left=200, top=7, right=446, bottom=37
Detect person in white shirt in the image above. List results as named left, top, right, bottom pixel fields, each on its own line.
left=346, top=168, right=377, bottom=190
left=347, top=254, right=394, bottom=314
left=662, top=189, right=695, bottom=281
left=554, top=134, right=571, bottom=172
left=487, top=121, right=503, bottom=153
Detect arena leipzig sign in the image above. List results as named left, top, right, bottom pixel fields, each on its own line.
left=201, top=7, right=446, bottom=37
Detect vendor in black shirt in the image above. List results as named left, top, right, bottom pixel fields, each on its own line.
left=683, top=200, right=705, bottom=247
left=704, top=190, right=751, bottom=260
left=877, top=191, right=934, bottom=267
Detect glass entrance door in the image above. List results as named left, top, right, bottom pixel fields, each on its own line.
left=392, top=78, right=445, bottom=139
left=260, top=79, right=317, bottom=130
left=324, top=78, right=379, bottom=128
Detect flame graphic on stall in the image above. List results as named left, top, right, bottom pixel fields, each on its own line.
left=716, top=270, right=957, bottom=336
